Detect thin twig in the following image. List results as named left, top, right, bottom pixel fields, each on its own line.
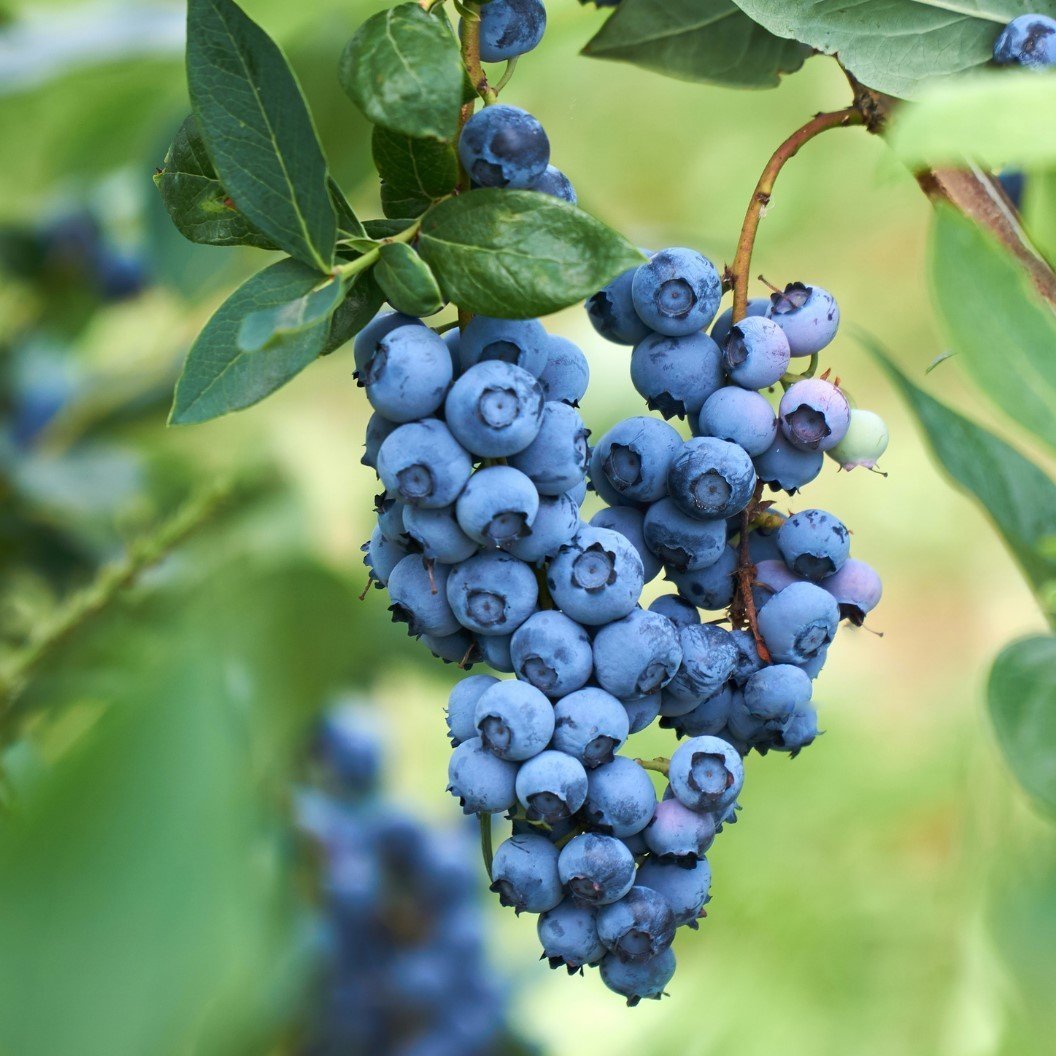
left=731, top=481, right=772, bottom=664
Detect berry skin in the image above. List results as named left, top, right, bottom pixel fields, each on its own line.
left=710, top=297, right=768, bottom=348
left=387, top=555, right=461, bottom=637
left=821, top=557, right=882, bottom=625
left=994, top=14, right=1056, bottom=68
left=631, top=248, right=722, bottom=336
left=478, top=0, right=547, bottom=62
left=537, top=900, right=606, bottom=972
left=586, top=266, right=651, bottom=346
left=447, top=551, right=539, bottom=635
left=442, top=327, right=462, bottom=375
left=375, top=494, right=410, bottom=544
left=643, top=798, right=715, bottom=865
left=444, top=360, right=545, bottom=458
left=698, top=386, right=778, bottom=457
left=504, top=493, right=580, bottom=565
left=510, top=610, right=593, bottom=698
left=779, top=379, right=851, bottom=453
left=827, top=408, right=889, bottom=471
left=474, top=680, right=556, bottom=761
left=668, top=437, right=757, bottom=520
left=667, top=624, right=738, bottom=704
left=722, top=316, right=792, bottom=390
left=557, top=833, right=636, bottom=906
left=729, top=629, right=764, bottom=686
left=754, top=431, right=824, bottom=494
left=582, top=756, right=658, bottom=837
left=675, top=685, right=734, bottom=738
left=648, top=593, right=701, bottom=630
left=455, top=466, right=540, bottom=546
left=797, top=645, right=829, bottom=680
left=537, top=335, right=589, bottom=405
left=516, top=750, right=589, bottom=822
left=772, top=702, right=820, bottom=755
left=489, top=833, right=562, bottom=914
left=621, top=691, right=662, bottom=735
left=508, top=401, right=590, bottom=495
left=636, top=857, right=711, bottom=929
left=404, top=505, right=478, bottom=564
left=363, top=525, right=409, bottom=589
left=668, top=543, right=738, bottom=611
left=552, top=687, right=631, bottom=768
left=377, top=419, right=473, bottom=508
left=590, top=506, right=662, bottom=583
left=566, top=479, right=588, bottom=507
left=362, top=411, right=398, bottom=471
left=447, top=736, right=519, bottom=814
left=423, top=628, right=477, bottom=666
left=766, top=282, right=839, bottom=357
left=630, top=331, right=725, bottom=420
left=747, top=511, right=786, bottom=564
left=751, top=559, right=804, bottom=611
left=642, top=498, right=726, bottom=574
left=777, top=508, right=850, bottom=581
left=530, top=164, right=577, bottom=204
left=590, top=416, right=683, bottom=505
left=597, top=886, right=676, bottom=963
left=353, top=310, right=421, bottom=372
left=460, top=316, right=550, bottom=377
left=478, top=632, right=515, bottom=673
left=359, top=324, right=453, bottom=422
left=592, top=609, right=683, bottom=698
left=743, top=664, right=812, bottom=732
left=599, top=946, right=676, bottom=1006
left=668, top=736, right=743, bottom=813
left=547, top=525, right=645, bottom=626
left=458, top=104, right=550, bottom=189
left=447, top=674, right=499, bottom=745
left=757, top=581, right=840, bottom=664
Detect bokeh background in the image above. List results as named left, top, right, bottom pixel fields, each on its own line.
left=1, top=2, right=1054, bottom=1055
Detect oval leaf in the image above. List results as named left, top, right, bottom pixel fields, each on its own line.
left=418, top=190, right=645, bottom=318
left=372, top=126, right=458, bottom=219
left=375, top=242, right=444, bottom=317
left=237, top=274, right=348, bottom=353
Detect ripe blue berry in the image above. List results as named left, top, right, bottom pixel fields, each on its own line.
left=643, top=798, right=715, bottom=865
left=537, top=335, right=589, bottom=404
left=478, top=632, right=515, bottom=673
left=363, top=524, right=409, bottom=589
left=668, top=437, right=757, bottom=520
left=622, top=691, right=662, bottom=735
left=648, top=593, right=701, bottom=629
left=698, top=386, right=778, bottom=457
left=423, top=628, right=477, bottom=666
left=751, top=559, right=804, bottom=611
left=994, top=15, right=1056, bottom=68
left=590, top=416, right=682, bottom=504
left=826, top=408, right=889, bottom=471
left=747, top=511, right=786, bottom=564
left=359, top=324, right=452, bottom=422
left=777, top=508, right=850, bottom=580
left=474, top=680, right=556, bottom=761
left=757, top=581, right=840, bottom=664
left=442, top=327, right=462, bottom=375
left=636, top=857, right=711, bottom=928
left=597, top=885, right=675, bottom=962
left=460, top=316, right=550, bottom=376
left=668, top=543, right=738, bottom=611
left=667, top=625, right=738, bottom=704
left=772, top=702, right=820, bottom=755
left=445, top=360, right=545, bottom=458
left=754, top=431, right=824, bottom=493
left=582, top=756, right=658, bottom=837
left=516, top=750, right=589, bottom=822
left=675, top=685, right=734, bottom=738
left=722, top=316, right=791, bottom=390
left=547, top=525, right=645, bottom=626
left=630, top=331, right=724, bottom=420
left=508, top=401, right=590, bottom=495
left=710, top=297, right=768, bottom=348
left=510, top=610, right=593, bottom=697
left=504, top=493, right=580, bottom=564
left=447, top=551, right=539, bottom=635
left=821, top=557, right=882, bottom=625
left=668, top=736, right=743, bottom=813
left=558, top=833, right=636, bottom=905
left=590, top=506, right=662, bottom=582
left=779, top=379, right=851, bottom=453
left=458, top=104, right=550, bottom=189
left=455, top=466, right=540, bottom=546
left=353, top=310, right=421, bottom=372
left=586, top=266, right=651, bottom=346
left=552, top=687, right=630, bottom=768
left=363, top=411, right=398, bottom=471
left=743, top=664, right=812, bottom=732
left=599, top=946, right=676, bottom=1006
left=377, top=419, right=473, bottom=508
left=592, top=609, right=683, bottom=698
left=642, top=498, right=726, bottom=574
left=447, top=736, right=519, bottom=814
left=729, top=629, right=764, bottom=685
left=447, top=674, right=499, bottom=745
left=478, top=0, right=547, bottom=62
left=375, top=493, right=410, bottom=544
left=631, top=248, right=722, bottom=336
left=530, top=164, right=577, bottom=203
left=489, top=833, right=562, bottom=914
left=538, top=900, right=606, bottom=972
left=387, top=555, right=460, bottom=637
left=404, top=504, right=478, bottom=564
left=766, top=282, right=839, bottom=356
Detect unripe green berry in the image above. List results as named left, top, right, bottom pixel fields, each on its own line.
left=826, top=409, right=888, bottom=471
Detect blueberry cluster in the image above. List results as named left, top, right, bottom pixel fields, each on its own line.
left=296, top=703, right=529, bottom=1055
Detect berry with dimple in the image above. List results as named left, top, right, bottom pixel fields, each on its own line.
left=600, top=947, right=676, bottom=1006
left=754, top=431, right=824, bottom=493
left=516, top=750, right=589, bottom=823
left=743, top=664, right=812, bottom=732
left=557, top=833, right=636, bottom=906
left=504, top=493, right=580, bottom=565
left=643, top=498, right=726, bottom=574
left=509, top=401, right=590, bottom=495
left=460, top=316, right=550, bottom=377
left=581, top=756, right=658, bottom=838
left=538, top=900, right=606, bottom=972
left=530, top=164, right=577, bottom=203
left=377, top=419, right=473, bottom=508
left=387, top=555, right=460, bottom=637
left=777, top=508, right=850, bottom=581
left=489, top=832, right=562, bottom=914
left=586, top=265, right=651, bottom=346
left=447, top=675, right=499, bottom=746
left=630, top=331, right=725, bottom=420
left=710, top=297, right=768, bottom=348
left=668, top=543, right=737, bottom=611
left=698, top=386, right=777, bottom=456
left=631, top=248, right=722, bottom=336
left=636, top=857, right=711, bottom=928
left=993, top=14, right=1056, bottom=68
left=478, top=0, right=547, bottom=62
left=779, top=379, right=850, bottom=453
left=458, top=104, right=550, bottom=189
left=404, top=504, right=478, bottom=564
left=589, top=416, right=682, bottom=505
left=358, top=324, right=453, bottom=422
left=547, top=525, right=645, bottom=626
left=766, top=282, right=839, bottom=357
left=643, top=798, right=715, bottom=865
left=758, top=581, right=839, bottom=664
left=456, top=466, right=540, bottom=547
left=446, top=551, right=539, bottom=635
left=537, top=335, right=589, bottom=405
left=722, top=316, right=791, bottom=390
left=827, top=408, right=889, bottom=471
left=474, top=680, right=556, bottom=761
left=668, top=736, right=743, bottom=813
left=444, top=360, right=545, bottom=458
left=668, top=437, right=757, bottom=520
left=552, top=687, right=631, bottom=768
left=667, top=624, right=738, bottom=704
left=592, top=609, right=683, bottom=698
left=821, top=557, right=882, bottom=625
left=597, top=885, right=675, bottom=963
left=648, top=594, right=701, bottom=630
left=363, top=525, right=409, bottom=589
left=447, top=736, right=519, bottom=814
left=510, top=610, right=593, bottom=698
left=590, top=506, right=662, bottom=582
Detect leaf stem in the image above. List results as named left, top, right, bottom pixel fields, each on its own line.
left=494, top=58, right=517, bottom=95
left=334, top=220, right=421, bottom=279
left=635, top=756, right=671, bottom=777
left=778, top=352, right=819, bottom=388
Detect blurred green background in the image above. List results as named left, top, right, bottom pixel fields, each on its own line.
left=1, top=2, right=1054, bottom=1055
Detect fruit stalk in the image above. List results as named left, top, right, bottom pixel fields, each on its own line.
left=732, top=480, right=772, bottom=663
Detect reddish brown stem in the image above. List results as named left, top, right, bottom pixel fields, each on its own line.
left=731, top=481, right=772, bottom=664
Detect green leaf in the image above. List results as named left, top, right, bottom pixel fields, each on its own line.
left=372, top=126, right=459, bottom=220
left=186, top=0, right=336, bottom=270
left=339, top=3, right=463, bottom=141
left=730, top=0, right=1056, bottom=99
left=237, top=274, right=348, bottom=352
left=374, top=242, right=444, bottom=316
left=328, top=177, right=366, bottom=240
left=154, top=114, right=279, bottom=250
left=583, top=0, right=811, bottom=89
left=325, top=271, right=386, bottom=355
left=872, top=337, right=1056, bottom=610
left=929, top=206, right=1056, bottom=454
left=418, top=190, right=645, bottom=317
left=364, top=218, right=417, bottom=239
left=1022, top=169, right=1056, bottom=270
left=170, top=258, right=332, bottom=424
left=988, top=635, right=1056, bottom=814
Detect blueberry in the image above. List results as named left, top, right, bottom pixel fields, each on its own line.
left=375, top=493, right=411, bottom=544
left=537, top=335, right=589, bottom=404
left=826, top=408, right=889, bottom=471
left=590, top=416, right=683, bottom=504
left=779, top=379, right=850, bottom=453
left=503, top=493, right=580, bottom=564
left=743, top=664, right=811, bottom=732
left=478, top=632, right=516, bottom=673
left=362, top=411, right=398, bottom=471
left=377, top=419, right=474, bottom=508
left=772, top=702, right=820, bottom=756
left=387, top=555, right=461, bottom=637
left=458, top=104, right=550, bottom=188
left=566, top=478, right=588, bottom=507
left=994, top=14, right=1056, bottom=68
left=557, top=833, right=635, bottom=905
left=643, top=798, right=715, bottom=865
left=757, top=581, right=839, bottom=664
left=797, top=645, right=829, bottom=680
left=597, top=885, right=675, bottom=963
left=489, top=832, right=562, bottom=914
left=442, top=327, right=462, bottom=376
left=668, top=736, right=743, bottom=812
left=447, top=675, right=499, bottom=745
left=460, top=316, right=550, bottom=376
left=753, top=431, right=824, bottom=494
left=423, top=628, right=477, bottom=666
left=766, top=282, right=839, bottom=356
left=636, top=857, right=711, bottom=929
left=547, top=525, right=645, bottom=625
left=537, top=900, right=606, bottom=972
left=648, top=594, right=700, bottom=630
left=552, top=686, right=631, bottom=769
left=508, top=401, right=590, bottom=495
left=404, top=504, right=478, bottom=564
left=358, top=324, right=452, bottom=422
left=722, top=316, right=791, bottom=390
left=599, top=947, right=676, bottom=1006
left=516, top=749, right=589, bottom=822
left=747, top=510, right=786, bottom=564
left=621, top=691, right=662, bottom=735
left=821, top=557, right=882, bottom=625
left=313, top=704, right=382, bottom=798
left=777, top=508, right=850, bottom=580
left=729, top=629, right=764, bottom=685
left=590, top=506, right=663, bottom=582
left=675, top=685, right=734, bottom=739
left=586, top=266, right=651, bottom=346
left=447, top=551, right=539, bottom=634
left=474, top=679, right=555, bottom=761
left=668, top=437, right=757, bottom=520
left=667, top=625, right=738, bottom=703
left=592, top=609, right=683, bottom=698
left=362, top=524, right=410, bottom=589
left=352, top=310, right=422, bottom=373
left=631, top=248, right=722, bottom=336
left=582, top=756, right=658, bottom=837
left=710, top=297, right=768, bottom=347
left=668, top=543, right=737, bottom=610
left=456, top=466, right=540, bottom=546
left=751, top=558, right=804, bottom=611
left=630, top=331, right=725, bottom=419
left=530, top=164, right=577, bottom=204
left=448, top=736, right=519, bottom=814
left=642, top=498, right=726, bottom=574
left=510, top=610, right=593, bottom=697
left=478, top=0, right=547, bottom=61
left=698, top=386, right=777, bottom=456
left=444, top=360, right=545, bottom=457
